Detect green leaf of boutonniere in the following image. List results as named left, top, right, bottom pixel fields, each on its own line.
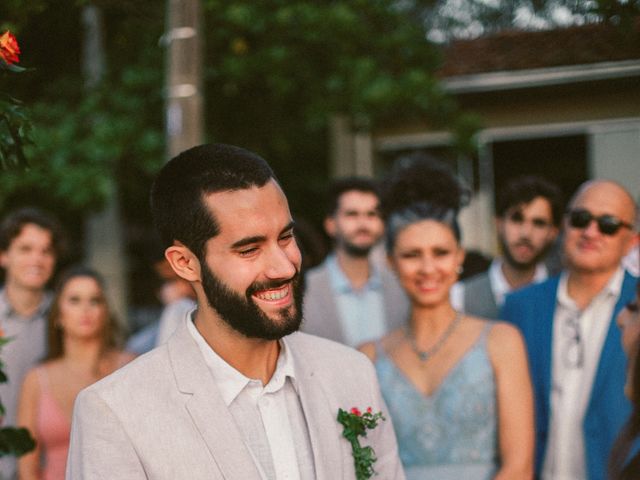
left=337, top=407, right=385, bottom=480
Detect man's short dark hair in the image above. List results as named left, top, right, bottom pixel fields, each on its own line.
left=496, top=175, right=563, bottom=226
left=0, top=207, right=65, bottom=256
left=150, top=143, right=276, bottom=259
left=325, top=177, right=380, bottom=217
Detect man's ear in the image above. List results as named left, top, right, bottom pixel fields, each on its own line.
left=164, top=243, right=201, bottom=283
left=323, top=216, right=336, bottom=238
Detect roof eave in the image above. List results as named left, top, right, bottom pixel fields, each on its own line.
left=442, top=59, right=640, bottom=94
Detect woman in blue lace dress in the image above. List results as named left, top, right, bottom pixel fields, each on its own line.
left=360, top=156, right=534, bottom=479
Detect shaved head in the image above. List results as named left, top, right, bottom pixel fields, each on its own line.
left=564, top=179, right=637, bottom=275
left=569, top=180, right=637, bottom=226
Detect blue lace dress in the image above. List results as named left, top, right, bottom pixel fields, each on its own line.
left=375, top=324, right=498, bottom=479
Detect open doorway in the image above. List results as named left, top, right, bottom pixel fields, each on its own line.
left=491, top=134, right=588, bottom=206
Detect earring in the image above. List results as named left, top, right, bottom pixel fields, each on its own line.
left=456, top=266, right=463, bottom=275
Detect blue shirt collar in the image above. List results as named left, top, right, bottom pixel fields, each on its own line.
left=325, top=253, right=383, bottom=294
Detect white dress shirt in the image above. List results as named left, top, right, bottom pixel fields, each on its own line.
left=542, top=267, right=625, bottom=480
left=187, top=318, right=315, bottom=480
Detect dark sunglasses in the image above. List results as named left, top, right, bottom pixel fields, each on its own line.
left=566, top=208, right=633, bottom=236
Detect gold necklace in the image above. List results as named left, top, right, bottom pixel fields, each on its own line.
left=405, top=310, right=463, bottom=362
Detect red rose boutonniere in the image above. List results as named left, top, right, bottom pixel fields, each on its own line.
left=337, top=406, right=385, bottom=480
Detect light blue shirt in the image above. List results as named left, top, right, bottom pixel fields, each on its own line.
left=326, top=254, right=386, bottom=348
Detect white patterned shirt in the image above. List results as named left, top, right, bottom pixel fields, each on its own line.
left=542, top=267, right=624, bottom=480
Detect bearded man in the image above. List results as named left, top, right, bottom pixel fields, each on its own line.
left=451, top=175, right=562, bottom=319
left=302, top=177, right=408, bottom=347
left=66, top=144, right=404, bottom=480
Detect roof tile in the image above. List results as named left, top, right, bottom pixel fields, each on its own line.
left=438, top=20, right=640, bottom=77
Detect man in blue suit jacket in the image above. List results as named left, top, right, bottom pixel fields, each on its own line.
left=502, top=180, right=638, bottom=480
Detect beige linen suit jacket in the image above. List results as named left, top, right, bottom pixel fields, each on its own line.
left=66, top=317, right=405, bottom=480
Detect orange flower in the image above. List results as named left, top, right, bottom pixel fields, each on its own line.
left=0, top=31, right=21, bottom=66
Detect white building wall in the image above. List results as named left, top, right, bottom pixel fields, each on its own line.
left=589, top=121, right=640, bottom=202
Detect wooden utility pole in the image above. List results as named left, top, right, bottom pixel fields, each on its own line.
left=164, top=0, right=204, bottom=159
left=329, top=115, right=374, bottom=178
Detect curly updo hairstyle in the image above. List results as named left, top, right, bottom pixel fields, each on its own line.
left=381, top=153, right=470, bottom=252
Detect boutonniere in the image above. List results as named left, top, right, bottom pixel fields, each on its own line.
left=337, top=406, right=385, bottom=480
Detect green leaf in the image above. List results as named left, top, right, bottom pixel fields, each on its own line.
left=0, top=427, right=36, bottom=458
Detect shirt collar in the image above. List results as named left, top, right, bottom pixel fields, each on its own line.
left=489, top=259, right=548, bottom=304
left=0, top=288, right=52, bottom=319
left=187, top=316, right=297, bottom=406
left=557, top=266, right=625, bottom=311
left=326, top=253, right=382, bottom=294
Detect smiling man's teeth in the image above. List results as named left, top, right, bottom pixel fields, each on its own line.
left=255, top=286, right=289, bottom=301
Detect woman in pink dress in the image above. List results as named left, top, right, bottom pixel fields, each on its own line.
left=17, top=266, right=135, bottom=480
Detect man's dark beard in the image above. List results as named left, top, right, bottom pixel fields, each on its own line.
left=501, top=235, right=552, bottom=271
left=200, top=261, right=303, bottom=340
left=342, top=240, right=372, bottom=258
left=340, top=232, right=376, bottom=258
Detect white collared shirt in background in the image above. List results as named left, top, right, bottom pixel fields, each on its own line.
left=187, top=318, right=315, bottom=480
left=542, top=267, right=624, bottom=480
left=450, top=258, right=548, bottom=311
left=622, top=246, right=639, bottom=276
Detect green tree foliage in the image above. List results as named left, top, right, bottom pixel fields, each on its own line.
left=0, top=0, right=165, bottom=223
left=0, top=83, right=31, bottom=171
left=0, top=0, right=473, bottom=226
left=0, top=29, right=32, bottom=171
left=202, top=0, right=476, bottom=217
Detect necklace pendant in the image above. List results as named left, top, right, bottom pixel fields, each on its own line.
left=406, top=310, right=464, bottom=364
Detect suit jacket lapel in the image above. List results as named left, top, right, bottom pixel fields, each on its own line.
left=589, top=271, right=636, bottom=405
left=540, top=277, right=560, bottom=413
left=288, top=339, right=346, bottom=480
left=317, top=264, right=346, bottom=343
left=168, top=319, right=263, bottom=479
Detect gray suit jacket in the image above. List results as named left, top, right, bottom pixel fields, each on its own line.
left=66, top=317, right=405, bottom=480
left=461, top=271, right=500, bottom=320
left=302, top=257, right=408, bottom=345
